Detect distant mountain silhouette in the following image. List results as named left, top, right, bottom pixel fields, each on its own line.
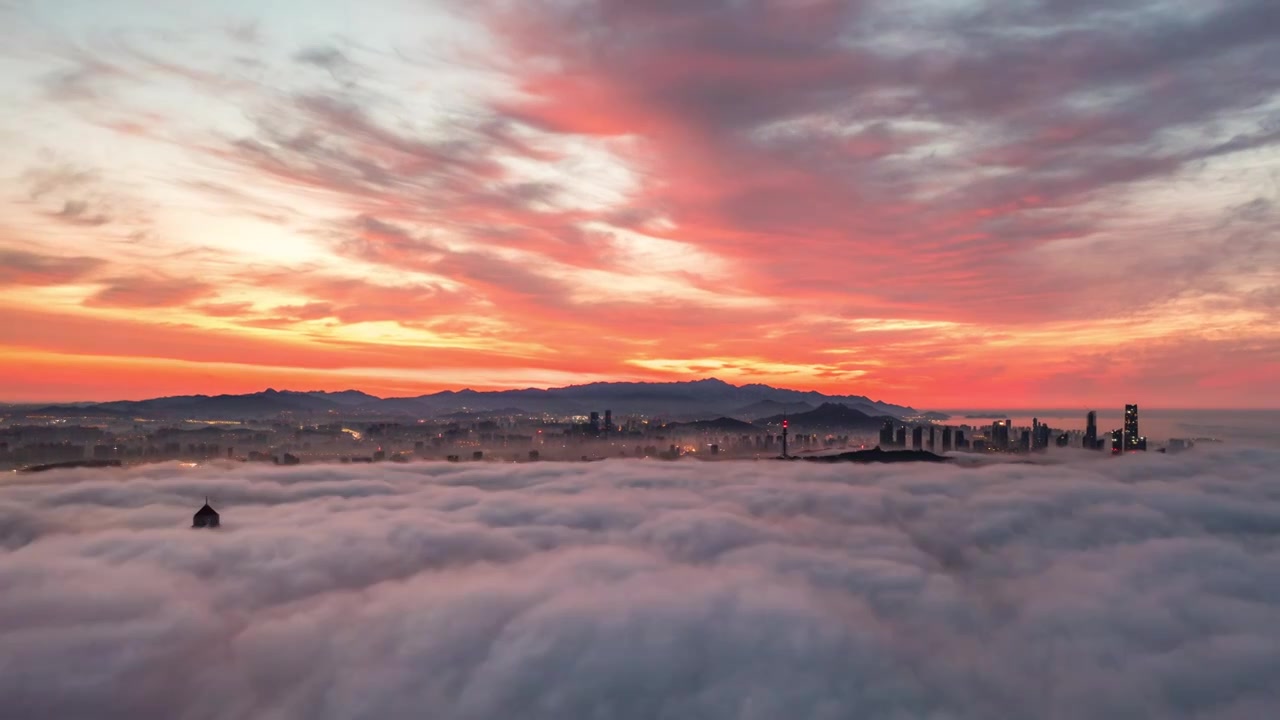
left=94, top=389, right=340, bottom=416
left=18, top=405, right=131, bottom=418
left=756, top=402, right=889, bottom=429
left=388, top=379, right=918, bottom=419
left=730, top=399, right=814, bottom=418
left=21, top=379, right=928, bottom=421
left=304, top=390, right=382, bottom=406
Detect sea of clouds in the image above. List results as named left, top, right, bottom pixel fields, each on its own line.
left=2, top=448, right=1279, bottom=719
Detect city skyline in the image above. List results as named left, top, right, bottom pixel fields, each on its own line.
left=3, top=1, right=1279, bottom=408
left=0, top=387, right=1194, bottom=471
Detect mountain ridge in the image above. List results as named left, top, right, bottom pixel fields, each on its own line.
left=9, top=379, right=936, bottom=421
left=756, top=402, right=886, bottom=429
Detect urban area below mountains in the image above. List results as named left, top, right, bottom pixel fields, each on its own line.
left=2, top=380, right=1204, bottom=472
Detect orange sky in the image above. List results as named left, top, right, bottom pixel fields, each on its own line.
left=1, top=0, right=1278, bottom=407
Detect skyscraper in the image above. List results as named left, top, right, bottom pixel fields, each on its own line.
left=1111, top=429, right=1123, bottom=454
left=1032, top=419, right=1050, bottom=451
left=991, top=420, right=1010, bottom=451
left=1085, top=410, right=1098, bottom=449
left=928, top=425, right=936, bottom=451
left=879, top=419, right=895, bottom=449
left=911, top=426, right=923, bottom=450
left=1123, top=404, right=1143, bottom=451
left=895, top=426, right=907, bottom=447
left=589, top=412, right=600, bottom=436
left=604, top=409, right=613, bottom=435
left=942, top=426, right=953, bottom=452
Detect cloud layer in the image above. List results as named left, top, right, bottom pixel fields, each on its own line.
left=3, top=450, right=1280, bottom=718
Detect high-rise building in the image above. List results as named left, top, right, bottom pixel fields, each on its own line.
left=604, top=409, right=613, bottom=435
left=589, top=412, right=600, bottom=436
left=1123, top=404, right=1140, bottom=450
left=1033, top=421, right=1051, bottom=451
left=1111, top=429, right=1123, bottom=454
left=895, top=426, right=907, bottom=447
left=192, top=498, right=220, bottom=528
left=928, top=425, right=936, bottom=451
left=1019, top=429, right=1031, bottom=452
left=991, top=420, right=1011, bottom=451
left=941, top=426, right=953, bottom=452
left=879, top=419, right=895, bottom=449
left=911, top=426, right=923, bottom=450
left=956, top=429, right=967, bottom=449
left=1084, top=411, right=1098, bottom=450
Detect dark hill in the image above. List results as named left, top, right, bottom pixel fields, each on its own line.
left=21, top=459, right=123, bottom=472
left=96, top=389, right=342, bottom=418
left=756, top=402, right=889, bottom=429
left=800, top=448, right=950, bottom=464
left=304, top=390, right=381, bottom=406
left=664, top=417, right=762, bottom=433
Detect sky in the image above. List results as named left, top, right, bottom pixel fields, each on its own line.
left=3, top=450, right=1280, bottom=717
left=1, top=0, right=1278, bottom=407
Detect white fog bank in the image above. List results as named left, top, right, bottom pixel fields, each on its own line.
left=2, top=449, right=1279, bottom=719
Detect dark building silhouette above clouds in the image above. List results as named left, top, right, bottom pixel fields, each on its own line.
left=192, top=498, right=220, bottom=528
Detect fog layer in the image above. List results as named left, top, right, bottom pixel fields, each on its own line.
left=3, top=450, right=1279, bottom=719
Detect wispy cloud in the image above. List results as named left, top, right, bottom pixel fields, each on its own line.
left=0, top=248, right=104, bottom=286
left=0, top=0, right=1276, bottom=405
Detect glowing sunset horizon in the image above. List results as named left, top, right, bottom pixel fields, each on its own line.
left=3, top=1, right=1277, bottom=409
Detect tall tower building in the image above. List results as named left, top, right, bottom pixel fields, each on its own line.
left=604, top=410, right=613, bottom=435
left=911, top=426, right=923, bottom=450
left=942, top=426, right=953, bottom=452
left=928, top=425, right=936, bottom=451
left=991, top=420, right=1011, bottom=451
left=1034, top=422, right=1051, bottom=451
left=1123, top=404, right=1140, bottom=451
left=879, top=419, right=895, bottom=449
left=589, top=412, right=600, bottom=436
left=1085, top=411, right=1098, bottom=450
left=895, top=426, right=907, bottom=447
left=781, top=418, right=789, bottom=458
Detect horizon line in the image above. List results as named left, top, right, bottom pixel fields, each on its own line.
left=0, top=377, right=904, bottom=406
left=1, top=379, right=1276, bottom=413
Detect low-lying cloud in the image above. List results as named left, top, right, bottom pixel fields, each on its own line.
left=2, top=449, right=1279, bottom=719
